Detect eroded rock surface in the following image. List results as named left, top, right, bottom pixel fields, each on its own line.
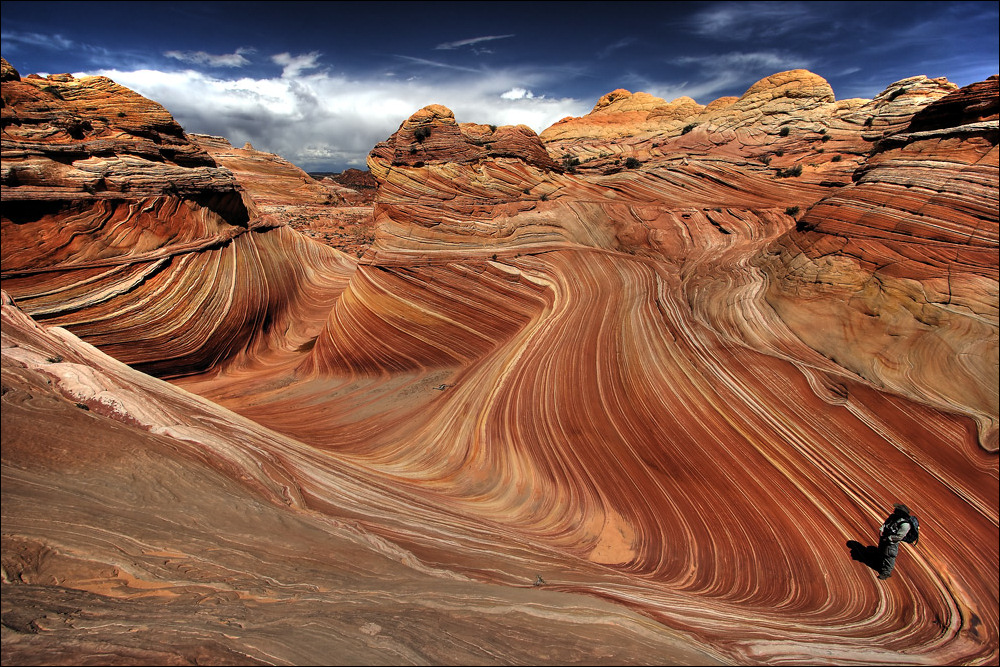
left=2, top=60, right=998, bottom=666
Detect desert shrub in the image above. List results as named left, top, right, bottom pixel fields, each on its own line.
left=785, top=206, right=800, bottom=216
left=821, top=134, right=831, bottom=142
left=414, top=126, right=431, bottom=142
left=774, top=149, right=784, bottom=157
left=761, top=155, right=772, bottom=165
left=489, top=124, right=497, bottom=132
left=777, top=164, right=803, bottom=178
left=625, top=157, right=641, bottom=169
left=681, top=123, right=697, bottom=135
left=831, top=154, right=842, bottom=162
left=864, top=116, right=874, bottom=127
left=117, top=111, right=127, bottom=117
left=779, top=126, right=790, bottom=137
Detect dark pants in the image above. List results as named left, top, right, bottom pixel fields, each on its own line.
left=878, top=538, right=899, bottom=576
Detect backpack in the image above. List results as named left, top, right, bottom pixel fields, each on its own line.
left=883, top=514, right=920, bottom=545
left=902, top=515, right=919, bottom=545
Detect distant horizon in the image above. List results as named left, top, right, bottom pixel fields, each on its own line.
left=3, top=1, right=997, bottom=171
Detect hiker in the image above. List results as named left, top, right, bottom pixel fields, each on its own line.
left=877, top=503, right=919, bottom=580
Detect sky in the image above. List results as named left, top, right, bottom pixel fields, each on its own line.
left=2, top=1, right=998, bottom=172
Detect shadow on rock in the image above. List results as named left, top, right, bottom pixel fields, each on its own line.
left=846, top=540, right=881, bottom=572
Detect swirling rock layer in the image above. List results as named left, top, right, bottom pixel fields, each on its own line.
left=3, top=61, right=998, bottom=665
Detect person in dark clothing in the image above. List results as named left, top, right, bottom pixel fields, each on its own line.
left=877, top=503, right=914, bottom=579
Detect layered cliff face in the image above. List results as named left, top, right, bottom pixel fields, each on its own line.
left=2, top=59, right=998, bottom=666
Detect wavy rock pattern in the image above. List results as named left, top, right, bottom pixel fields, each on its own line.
left=1, top=59, right=357, bottom=377
left=3, top=61, right=998, bottom=665
left=2, top=292, right=716, bottom=666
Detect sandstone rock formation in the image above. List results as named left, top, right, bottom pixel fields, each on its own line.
left=190, top=134, right=376, bottom=256
left=2, top=59, right=998, bottom=666
left=1, top=58, right=358, bottom=377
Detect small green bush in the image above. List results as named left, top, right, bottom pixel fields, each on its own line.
left=821, top=134, right=831, bottom=142
left=625, top=157, right=641, bottom=169
left=785, top=206, right=800, bottom=216
left=681, top=123, right=697, bottom=135
left=414, top=126, right=431, bottom=142
left=779, top=126, right=790, bottom=137
left=777, top=164, right=803, bottom=178
left=831, top=155, right=842, bottom=162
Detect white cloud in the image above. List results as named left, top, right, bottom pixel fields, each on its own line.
left=435, top=34, right=515, bottom=50
left=93, top=64, right=588, bottom=171
left=395, top=55, right=480, bottom=73
left=271, top=51, right=322, bottom=78
left=692, top=1, right=819, bottom=40
left=500, top=87, right=535, bottom=100
left=597, top=37, right=637, bottom=60
left=165, top=48, right=252, bottom=68
left=1, top=30, right=75, bottom=51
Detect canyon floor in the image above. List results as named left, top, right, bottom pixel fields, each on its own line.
left=2, top=58, right=998, bottom=665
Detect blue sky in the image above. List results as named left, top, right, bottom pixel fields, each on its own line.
left=2, top=1, right=997, bottom=171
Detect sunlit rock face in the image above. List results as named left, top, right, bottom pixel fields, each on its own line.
left=2, top=60, right=998, bottom=666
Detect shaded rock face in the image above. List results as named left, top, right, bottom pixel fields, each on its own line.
left=2, top=62, right=999, bottom=666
